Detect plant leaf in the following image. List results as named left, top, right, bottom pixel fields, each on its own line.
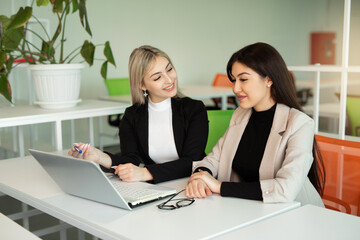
left=7, top=7, right=32, bottom=30
left=80, top=40, right=95, bottom=66
left=104, top=41, right=116, bottom=66
left=40, top=40, right=55, bottom=62
left=71, top=0, right=79, bottom=13
left=1, top=15, right=24, bottom=49
left=101, top=61, right=108, bottom=79
left=0, top=51, right=7, bottom=69
left=5, top=55, right=14, bottom=72
left=65, top=0, right=71, bottom=15
left=36, top=0, right=50, bottom=6
left=53, top=0, right=64, bottom=13
left=78, top=0, right=92, bottom=36
left=0, top=20, right=3, bottom=41
left=0, top=73, right=12, bottom=103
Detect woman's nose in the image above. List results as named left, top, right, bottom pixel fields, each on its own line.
left=164, top=74, right=173, bottom=83
left=233, top=80, right=241, bottom=93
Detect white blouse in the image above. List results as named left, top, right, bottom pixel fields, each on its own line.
left=148, top=98, right=179, bottom=163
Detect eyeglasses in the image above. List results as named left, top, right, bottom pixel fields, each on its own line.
left=157, top=189, right=195, bottom=210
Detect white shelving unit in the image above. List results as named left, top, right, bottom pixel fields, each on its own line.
left=289, top=0, right=359, bottom=140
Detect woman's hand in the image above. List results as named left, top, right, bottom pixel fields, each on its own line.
left=188, top=171, right=222, bottom=195
left=112, top=163, right=154, bottom=182
left=68, top=142, right=111, bottom=168
left=186, top=178, right=212, bottom=198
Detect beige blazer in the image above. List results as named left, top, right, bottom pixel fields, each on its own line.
left=194, top=104, right=324, bottom=207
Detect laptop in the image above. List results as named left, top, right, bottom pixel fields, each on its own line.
left=28, top=149, right=176, bottom=210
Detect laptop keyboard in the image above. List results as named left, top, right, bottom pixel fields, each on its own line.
left=110, top=179, right=169, bottom=202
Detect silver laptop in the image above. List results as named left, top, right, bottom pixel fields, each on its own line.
left=28, top=149, right=176, bottom=210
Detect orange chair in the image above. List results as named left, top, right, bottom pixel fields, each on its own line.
left=212, top=73, right=233, bottom=88
left=322, top=195, right=351, bottom=214
left=210, top=73, right=238, bottom=109
left=316, top=135, right=360, bottom=216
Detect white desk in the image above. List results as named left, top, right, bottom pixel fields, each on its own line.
left=0, top=156, right=300, bottom=240
left=0, top=212, right=41, bottom=240
left=302, top=102, right=340, bottom=119
left=216, top=204, right=360, bottom=240
left=0, top=100, right=130, bottom=156
left=181, top=85, right=235, bottom=110
left=100, top=85, right=235, bottom=110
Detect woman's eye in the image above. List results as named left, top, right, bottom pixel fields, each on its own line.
left=167, top=67, right=173, bottom=72
left=240, top=78, right=248, bottom=82
left=154, top=76, right=161, bottom=81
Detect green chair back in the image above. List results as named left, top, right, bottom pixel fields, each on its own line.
left=205, top=110, right=234, bottom=154
left=105, top=78, right=131, bottom=96
left=347, top=95, right=360, bottom=136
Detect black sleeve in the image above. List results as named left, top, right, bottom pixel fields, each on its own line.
left=220, top=181, right=263, bottom=200
left=193, top=167, right=212, bottom=175
left=108, top=107, right=144, bottom=167
left=146, top=100, right=209, bottom=183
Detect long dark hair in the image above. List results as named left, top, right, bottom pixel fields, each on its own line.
left=226, top=42, right=325, bottom=196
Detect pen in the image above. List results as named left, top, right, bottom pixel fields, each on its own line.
left=74, top=145, right=83, bottom=154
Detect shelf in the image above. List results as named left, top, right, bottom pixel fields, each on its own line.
left=288, top=65, right=360, bottom=72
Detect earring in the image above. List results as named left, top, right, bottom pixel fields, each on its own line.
left=267, top=84, right=271, bottom=88
left=143, top=90, right=148, bottom=97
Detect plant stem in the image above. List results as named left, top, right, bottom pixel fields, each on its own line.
left=31, top=15, right=51, bottom=41
left=21, top=22, right=36, bottom=63
left=49, top=4, right=62, bottom=60
left=63, top=45, right=82, bottom=63
left=66, top=50, right=82, bottom=63
left=60, top=2, right=70, bottom=63
left=24, top=28, right=47, bottom=48
left=65, top=43, right=105, bottom=64
left=4, top=47, right=48, bottom=60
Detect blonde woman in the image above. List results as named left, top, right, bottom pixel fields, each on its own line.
left=69, top=46, right=208, bottom=183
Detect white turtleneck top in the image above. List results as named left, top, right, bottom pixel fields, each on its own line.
left=148, top=97, right=179, bottom=163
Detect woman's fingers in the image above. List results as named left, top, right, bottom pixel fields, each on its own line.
left=81, top=144, right=90, bottom=159
left=205, top=185, right=213, bottom=196
left=186, top=179, right=210, bottom=198
left=68, top=142, right=88, bottom=158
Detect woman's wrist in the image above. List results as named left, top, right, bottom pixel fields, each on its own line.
left=142, top=167, right=154, bottom=181
left=216, top=182, right=222, bottom=194
left=98, top=152, right=112, bottom=169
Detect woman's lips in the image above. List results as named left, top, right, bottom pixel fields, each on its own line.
left=236, top=95, right=246, bottom=101
left=164, top=83, right=175, bottom=91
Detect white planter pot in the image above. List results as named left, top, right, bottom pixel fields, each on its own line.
left=27, top=64, right=84, bottom=109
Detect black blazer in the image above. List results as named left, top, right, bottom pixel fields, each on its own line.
left=107, top=97, right=209, bottom=183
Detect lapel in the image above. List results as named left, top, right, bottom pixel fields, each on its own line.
left=171, top=98, right=184, bottom=155
left=259, top=104, right=289, bottom=180
left=136, top=102, right=149, bottom=156
left=218, top=108, right=252, bottom=181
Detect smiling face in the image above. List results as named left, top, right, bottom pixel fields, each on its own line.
left=141, top=56, right=177, bottom=103
left=231, top=61, right=275, bottom=111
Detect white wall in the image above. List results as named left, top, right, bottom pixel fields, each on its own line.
left=75, top=0, right=359, bottom=96
left=0, top=0, right=359, bottom=151
left=2, top=0, right=359, bottom=99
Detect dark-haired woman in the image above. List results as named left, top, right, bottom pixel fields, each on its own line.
left=186, top=42, right=325, bottom=207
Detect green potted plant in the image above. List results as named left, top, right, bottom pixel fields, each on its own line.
left=0, top=0, right=115, bottom=108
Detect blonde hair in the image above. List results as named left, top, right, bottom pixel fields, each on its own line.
left=128, top=45, right=176, bottom=105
